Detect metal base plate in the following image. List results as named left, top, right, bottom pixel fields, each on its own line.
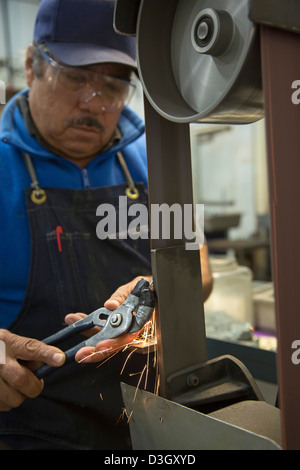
left=121, top=383, right=282, bottom=450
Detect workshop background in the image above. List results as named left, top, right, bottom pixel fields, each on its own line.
left=0, top=0, right=277, bottom=401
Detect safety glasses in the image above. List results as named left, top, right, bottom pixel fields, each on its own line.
left=40, top=49, right=136, bottom=112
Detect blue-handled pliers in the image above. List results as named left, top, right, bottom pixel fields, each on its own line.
left=35, top=278, right=155, bottom=379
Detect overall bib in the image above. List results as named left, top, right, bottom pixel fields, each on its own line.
left=0, top=153, right=155, bottom=450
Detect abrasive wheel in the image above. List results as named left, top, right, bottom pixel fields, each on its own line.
left=136, top=0, right=263, bottom=124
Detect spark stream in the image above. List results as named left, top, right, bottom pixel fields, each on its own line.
left=96, top=196, right=204, bottom=250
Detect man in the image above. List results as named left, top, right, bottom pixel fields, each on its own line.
left=0, top=0, right=212, bottom=449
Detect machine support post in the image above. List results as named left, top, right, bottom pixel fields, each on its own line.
left=143, top=97, right=207, bottom=398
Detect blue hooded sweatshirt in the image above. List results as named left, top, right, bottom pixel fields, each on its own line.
left=0, top=89, right=148, bottom=328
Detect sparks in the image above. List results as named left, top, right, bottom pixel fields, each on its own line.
left=78, top=315, right=160, bottom=409
left=126, top=410, right=134, bottom=424
left=133, top=364, right=147, bottom=402
left=120, top=347, right=137, bottom=375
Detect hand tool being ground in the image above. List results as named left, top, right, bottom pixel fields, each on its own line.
left=35, top=278, right=155, bottom=379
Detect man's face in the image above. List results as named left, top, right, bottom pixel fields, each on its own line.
left=25, top=47, right=132, bottom=167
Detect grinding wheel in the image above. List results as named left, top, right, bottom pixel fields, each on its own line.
left=136, top=0, right=263, bottom=124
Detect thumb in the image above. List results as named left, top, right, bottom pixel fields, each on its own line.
left=9, top=333, right=65, bottom=367
left=104, top=276, right=152, bottom=311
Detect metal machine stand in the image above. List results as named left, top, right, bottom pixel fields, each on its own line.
left=114, top=0, right=300, bottom=449
left=143, top=102, right=207, bottom=397
left=122, top=98, right=282, bottom=451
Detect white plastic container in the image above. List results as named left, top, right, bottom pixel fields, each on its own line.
left=205, top=255, right=254, bottom=325
left=252, top=282, right=276, bottom=333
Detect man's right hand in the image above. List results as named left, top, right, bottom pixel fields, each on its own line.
left=0, top=329, right=65, bottom=411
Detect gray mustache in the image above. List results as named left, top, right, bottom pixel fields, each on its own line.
left=66, top=116, right=106, bottom=132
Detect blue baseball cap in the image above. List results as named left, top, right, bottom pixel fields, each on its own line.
left=33, top=0, right=137, bottom=69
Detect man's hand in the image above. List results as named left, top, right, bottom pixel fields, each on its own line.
left=65, top=276, right=153, bottom=364
left=0, top=329, right=65, bottom=411
left=103, top=275, right=153, bottom=310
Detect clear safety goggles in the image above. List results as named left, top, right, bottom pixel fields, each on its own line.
left=40, top=50, right=136, bottom=112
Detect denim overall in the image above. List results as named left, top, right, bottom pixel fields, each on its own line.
left=0, top=153, right=155, bottom=450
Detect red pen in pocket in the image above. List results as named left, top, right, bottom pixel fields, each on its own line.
left=56, top=226, right=63, bottom=252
